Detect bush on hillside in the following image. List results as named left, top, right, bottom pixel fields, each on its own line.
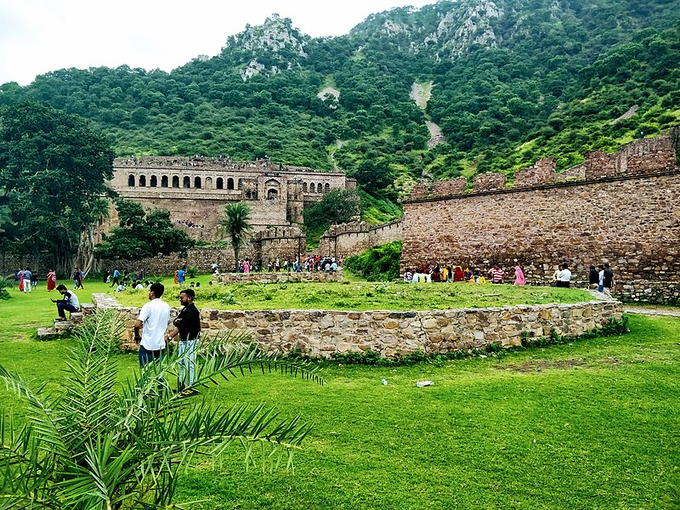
left=344, top=241, right=402, bottom=281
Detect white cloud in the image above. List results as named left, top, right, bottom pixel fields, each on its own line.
left=0, top=0, right=435, bottom=86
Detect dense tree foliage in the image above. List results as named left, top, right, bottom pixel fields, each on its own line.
left=95, top=200, right=195, bottom=260
left=303, top=188, right=360, bottom=230
left=0, top=1, right=678, bottom=221
left=0, top=102, right=115, bottom=273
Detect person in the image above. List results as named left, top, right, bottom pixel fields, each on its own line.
left=514, top=266, right=526, bottom=286
left=115, top=283, right=126, bottom=292
left=603, top=263, right=614, bottom=295
left=597, top=265, right=605, bottom=293
left=18, top=268, right=25, bottom=292
left=489, top=264, right=504, bottom=284
left=211, top=261, right=218, bottom=274
left=134, top=282, right=171, bottom=367
left=177, top=266, right=187, bottom=284
left=52, top=284, right=80, bottom=320
left=556, top=264, right=572, bottom=288
left=243, top=258, right=250, bottom=274
left=454, top=266, right=465, bottom=282
left=30, top=270, right=38, bottom=289
left=46, top=269, right=57, bottom=292
left=110, top=268, right=120, bottom=288
left=589, top=265, right=599, bottom=289
left=404, top=269, right=413, bottom=283
left=173, top=269, right=179, bottom=285
left=103, top=269, right=110, bottom=284
left=195, top=282, right=201, bottom=288
left=167, top=288, right=201, bottom=394
left=22, top=268, right=32, bottom=293
left=134, top=281, right=144, bottom=290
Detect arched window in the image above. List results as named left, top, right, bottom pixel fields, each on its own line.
left=128, top=175, right=135, bottom=187
left=205, top=177, right=212, bottom=190
left=268, top=189, right=278, bottom=200
left=303, top=182, right=307, bottom=192
left=183, top=176, right=190, bottom=188
left=139, top=175, right=146, bottom=187
left=309, top=183, right=315, bottom=193
left=325, top=183, right=330, bottom=192
left=172, top=176, right=180, bottom=188
left=194, top=176, right=201, bottom=189
left=161, top=176, right=168, bottom=187
left=150, top=175, right=157, bottom=187
left=238, top=178, right=243, bottom=190
left=227, top=177, right=234, bottom=190
left=216, top=178, right=224, bottom=190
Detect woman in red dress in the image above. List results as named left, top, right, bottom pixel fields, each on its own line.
left=47, top=269, right=57, bottom=291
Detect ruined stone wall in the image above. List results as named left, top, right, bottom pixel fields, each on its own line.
left=319, top=220, right=403, bottom=260
left=91, top=294, right=622, bottom=357
left=513, top=158, right=556, bottom=188
left=251, top=226, right=306, bottom=266
left=402, top=171, right=680, bottom=303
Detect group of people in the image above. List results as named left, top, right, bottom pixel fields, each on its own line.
left=590, top=263, right=615, bottom=294
left=403, top=264, right=526, bottom=286
left=14, top=268, right=37, bottom=292
left=135, top=283, right=201, bottom=395
left=223, top=256, right=340, bottom=274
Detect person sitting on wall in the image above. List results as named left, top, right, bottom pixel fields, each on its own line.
left=52, top=284, right=80, bottom=320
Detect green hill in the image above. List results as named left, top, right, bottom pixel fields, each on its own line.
left=1, top=0, right=678, bottom=216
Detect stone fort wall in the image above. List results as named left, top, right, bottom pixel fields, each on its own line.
left=106, top=156, right=356, bottom=242
left=318, top=220, right=403, bottom=260
left=402, top=134, right=680, bottom=303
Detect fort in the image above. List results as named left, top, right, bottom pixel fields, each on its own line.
left=401, top=132, right=680, bottom=303
left=106, top=156, right=356, bottom=242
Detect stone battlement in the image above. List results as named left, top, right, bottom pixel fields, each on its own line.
left=407, top=133, right=678, bottom=201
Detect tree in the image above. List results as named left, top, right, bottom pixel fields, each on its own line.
left=0, top=309, right=320, bottom=508
left=220, top=202, right=252, bottom=271
left=303, top=188, right=361, bottom=233
left=0, top=101, right=115, bottom=274
left=95, top=199, right=195, bottom=260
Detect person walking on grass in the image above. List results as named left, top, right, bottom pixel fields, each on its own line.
left=134, top=283, right=171, bottom=367
left=167, top=288, right=201, bottom=395
left=52, top=284, right=79, bottom=320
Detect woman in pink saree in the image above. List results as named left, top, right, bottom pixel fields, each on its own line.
left=514, top=265, right=526, bottom=286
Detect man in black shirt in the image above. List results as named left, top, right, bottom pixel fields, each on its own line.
left=167, top=289, right=201, bottom=394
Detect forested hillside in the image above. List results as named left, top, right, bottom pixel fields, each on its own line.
left=1, top=0, right=678, bottom=212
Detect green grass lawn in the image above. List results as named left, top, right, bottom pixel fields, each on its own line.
left=111, top=276, right=595, bottom=311
left=1, top=278, right=679, bottom=508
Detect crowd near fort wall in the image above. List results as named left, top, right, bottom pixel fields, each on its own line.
left=91, top=294, right=623, bottom=357
left=318, top=220, right=403, bottom=260
left=402, top=134, right=680, bottom=303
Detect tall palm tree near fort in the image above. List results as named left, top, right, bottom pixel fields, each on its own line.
left=0, top=309, right=319, bottom=508
left=221, top=202, right=252, bottom=272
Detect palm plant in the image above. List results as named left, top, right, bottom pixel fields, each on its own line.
left=220, top=203, right=252, bottom=272
left=0, top=309, right=320, bottom=509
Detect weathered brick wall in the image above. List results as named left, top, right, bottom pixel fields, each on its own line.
left=514, top=158, right=556, bottom=188
left=319, top=220, right=403, bottom=260
left=91, top=294, right=623, bottom=357
left=252, top=226, right=306, bottom=266
left=432, top=178, right=467, bottom=197
left=473, top=172, right=507, bottom=192
left=402, top=171, right=680, bottom=303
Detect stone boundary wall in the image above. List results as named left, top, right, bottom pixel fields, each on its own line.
left=318, top=220, right=403, bottom=260
left=251, top=226, right=306, bottom=267
left=89, top=294, right=623, bottom=357
left=402, top=171, right=680, bottom=304
left=408, top=133, right=678, bottom=200
left=213, top=271, right=342, bottom=284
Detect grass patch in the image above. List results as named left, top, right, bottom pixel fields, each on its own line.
left=2, top=277, right=678, bottom=508
left=113, top=279, right=594, bottom=311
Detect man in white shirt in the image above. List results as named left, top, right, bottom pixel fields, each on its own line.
left=135, top=282, right=171, bottom=367
left=556, top=264, right=572, bottom=288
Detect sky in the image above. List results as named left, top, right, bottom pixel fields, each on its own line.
left=0, top=0, right=435, bottom=86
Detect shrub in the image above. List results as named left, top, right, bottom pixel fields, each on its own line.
left=344, top=241, right=402, bottom=281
